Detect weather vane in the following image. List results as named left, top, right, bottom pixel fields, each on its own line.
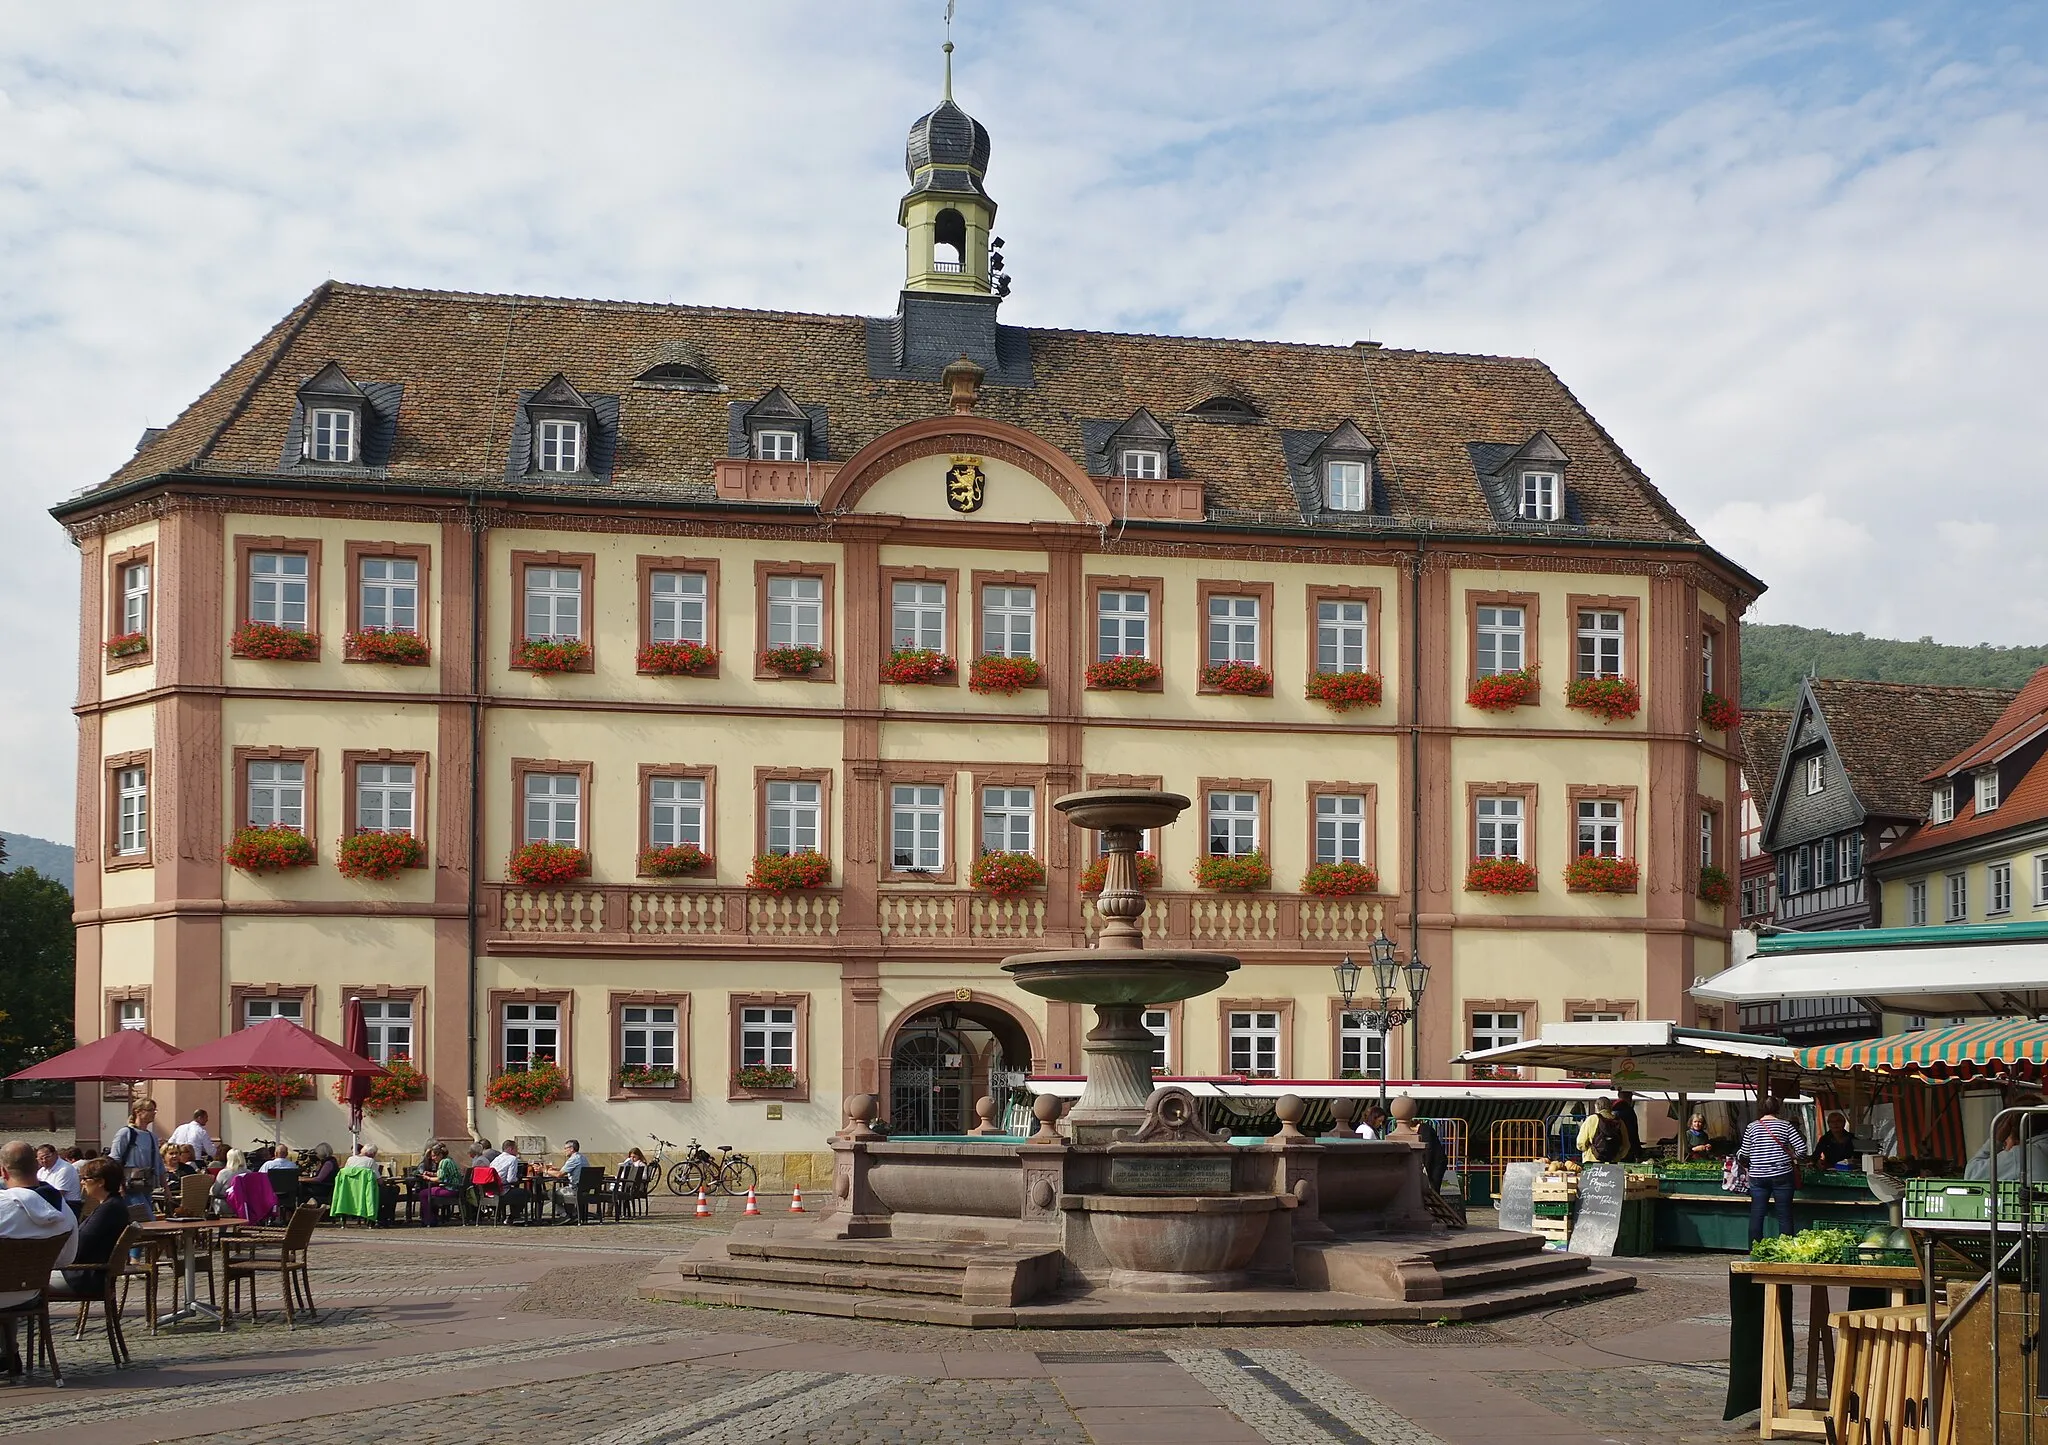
left=943, top=0, right=957, bottom=98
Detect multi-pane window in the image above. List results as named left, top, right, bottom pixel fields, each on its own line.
left=649, top=776, right=705, bottom=848
left=981, top=786, right=1035, bottom=855
left=2037, top=855, right=2048, bottom=909
left=116, top=1000, right=146, bottom=1032
left=1575, top=609, right=1624, bottom=679
left=1792, top=846, right=1813, bottom=893
left=767, top=576, right=824, bottom=648
left=891, top=784, right=944, bottom=872
left=1907, top=881, right=1929, bottom=926
left=740, top=1006, right=797, bottom=1069
left=1096, top=590, right=1150, bottom=660
left=1143, top=1009, right=1172, bottom=1073
left=248, top=760, right=306, bottom=830
left=1474, top=605, right=1525, bottom=677
left=307, top=408, right=355, bottom=463
left=1470, top=1010, right=1523, bottom=1052
left=535, top=419, right=582, bottom=473
left=620, top=1005, right=677, bottom=1073
left=1575, top=799, right=1621, bottom=858
left=1207, top=595, right=1259, bottom=666
left=1519, top=471, right=1560, bottom=521
left=891, top=581, right=947, bottom=651
left=1315, top=794, right=1366, bottom=865
left=1977, top=771, right=2001, bottom=814
left=1990, top=862, right=2014, bottom=916
left=1701, top=810, right=1717, bottom=871
left=115, top=766, right=148, bottom=856
left=1227, top=1010, right=1280, bottom=1077
left=1119, top=448, right=1163, bottom=480
left=523, top=567, right=582, bottom=642
left=1805, top=755, right=1825, bottom=795
left=1701, top=628, right=1716, bottom=695
left=982, top=585, right=1036, bottom=658
left=244, top=996, right=303, bottom=1027
left=249, top=552, right=309, bottom=630
left=502, top=1002, right=559, bottom=1069
left=1316, top=598, right=1369, bottom=673
left=1475, top=796, right=1524, bottom=860
left=765, top=780, right=821, bottom=855
left=359, top=557, right=419, bottom=633
left=523, top=773, right=581, bottom=846
left=1207, top=792, right=1259, bottom=858
left=1815, top=835, right=1837, bottom=887
left=1841, top=832, right=1864, bottom=880
left=1945, top=871, right=1968, bottom=923
left=1338, top=1012, right=1384, bottom=1080
left=649, top=571, right=708, bottom=645
left=1325, top=459, right=1368, bottom=512
left=1931, top=786, right=1955, bottom=823
left=356, top=762, right=416, bottom=836
left=362, top=1000, right=413, bottom=1063
left=120, top=561, right=150, bottom=637
left=754, top=430, right=801, bottom=462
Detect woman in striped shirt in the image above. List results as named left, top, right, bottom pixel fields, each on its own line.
left=1738, top=1098, right=1807, bottom=1243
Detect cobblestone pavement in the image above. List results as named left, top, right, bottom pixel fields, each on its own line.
left=8, top=1196, right=1758, bottom=1444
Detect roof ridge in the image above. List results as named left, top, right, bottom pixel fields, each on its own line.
left=1812, top=677, right=2021, bottom=697
left=327, top=280, right=870, bottom=327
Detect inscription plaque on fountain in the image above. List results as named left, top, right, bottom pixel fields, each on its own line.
left=1109, top=1155, right=1234, bottom=1196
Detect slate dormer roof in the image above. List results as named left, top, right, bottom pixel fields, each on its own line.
left=1275, top=419, right=1384, bottom=520
left=727, top=386, right=830, bottom=460
left=1080, top=407, right=1180, bottom=478
left=505, top=372, right=619, bottom=482
left=279, top=360, right=403, bottom=472
left=1467, top=429, right=1579, bottom=526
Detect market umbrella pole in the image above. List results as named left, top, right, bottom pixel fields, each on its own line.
left=343, top=997, right=371, bottom=1150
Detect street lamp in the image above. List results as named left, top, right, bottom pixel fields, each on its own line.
left=1335, top=933, right=1427, bottom=1113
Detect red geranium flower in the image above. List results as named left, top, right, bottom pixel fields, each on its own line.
left=1467, top=667, right=1539, bottom=712
left=1306, top=670, right=1382, bottom=712
left=969, top=655, right=1042, bottom=695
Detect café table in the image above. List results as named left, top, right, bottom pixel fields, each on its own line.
left=1728, top=1260, right=1921, bottom=1439
left=137, top=1217, right=242, bottom=1330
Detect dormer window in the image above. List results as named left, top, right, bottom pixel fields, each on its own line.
left=739, top=386, right=817, bottom=465
left=307, top=408, right=355, bottom=464
left=1304, top=419, right=1378, bottom=515
left=1099, top=407, right=1176, bottom=485
left=1486, top=430, right=1572, bottom=525
left=1977, top=771, right=2001, bottom=814
left=1931, top=784, right=1955, bottom=823
left=1326, top=460, right=1368, bottom=512
left=520, top=373, right=602, bottom=480
left=536, top=418, right=582, bottom=474
left=293, top=361, right=372, bottom=468
left=755, top=429, right=802, bottom=463
left=1120, top=449, right=1164, bottom=480
left=1520, top=470, right=1560, bottom=521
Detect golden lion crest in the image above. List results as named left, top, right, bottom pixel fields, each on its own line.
left=945, top=456, right=986, bottom=514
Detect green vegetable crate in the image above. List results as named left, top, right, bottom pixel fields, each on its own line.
left=1904, top=1178, right=2048, bottom=1223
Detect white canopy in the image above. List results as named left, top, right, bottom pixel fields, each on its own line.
left=1449, top=1020, right=1796, bottom=1086
left=1693, top=941, right=2048, bottom=1018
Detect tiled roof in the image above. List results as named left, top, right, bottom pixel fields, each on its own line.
left=1807, top=678, right=2018, bottom=819
left=1877, top=666, right=2048, bottom=867
left=73, top=281, right=1729, bottom=553
left=1929, top=665, right=2048, bottom=779
left=1738, top=708, right=1792, bottom=794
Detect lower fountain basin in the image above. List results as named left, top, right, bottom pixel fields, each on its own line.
left=1060, top=1192, right=1288, bottom=1292
left=1003, top=951, right=1239, bottom=1005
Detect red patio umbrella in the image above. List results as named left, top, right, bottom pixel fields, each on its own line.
left=158, top=1017, right=381, bottom=1152
left=7, top=1029, right=183, bottom=1083
left=342, top=997, right=373, bottom=1147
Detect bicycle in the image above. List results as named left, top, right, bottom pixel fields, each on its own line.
left=677, top=1138, right=758, bottom=1196
left=649, top=1137, right=695, bottom=1198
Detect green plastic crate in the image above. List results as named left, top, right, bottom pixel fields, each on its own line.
left=1903, top=1177, right=2048, bottom=1222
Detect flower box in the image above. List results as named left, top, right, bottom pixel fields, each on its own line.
left=1200, top=661, right=1273, bottom=696
left=225, top=825, right=316, bottom=873
left=617, top=1065, right=679, bottom=1090
left=225, top=1071, right=309, bottom=1115
left=105, top=631, right=149, bottom=660
left=345, top=628, right=430, bottom=665
left=1701, top=692, right=1741, bottom=732
left=1466, top=856, right=1539, bottom=894
left=637, top=640, right=718, bottom=676
left=638, top=843, right=712, bottom=878
left=1194, top=851, right=1271, bottom=892
left=1468, top=667, right=1539, bottom=711
left=1086, top=655, right=1163, bottom=691
left=747, top=850, right=831, bottom=892
left=969, top=654, right=1041, bottom=695
left=880, top=648, right=957, bottom=685
left=1566, top=675, right=1641, bottom=722
left=506, top=841, right=590, bottom=888
left=333, top=1058, right=426, bottom=1113
left=515, top=638, right=590, bottom=674
left=761, top=645, right=829, bottom=676
left=1300, top=861, right=1379, bottom=896
left=336, top=830, right=425, bottom=880
left=1563, top=854, right=1639, bottom=893
left=1079, top=852, right=1161, bottom=894
left=1306, top=670, right=1382, bottom=712
left=971, top=851, right=1046, bottom=896
left=732, top=1065, right=798, bottom=1091
left=233, top=622, right=320, bottom=661
left=486, top=1061, right=565, bottom=1115
left=1697, top=864, right=1734, bottom=905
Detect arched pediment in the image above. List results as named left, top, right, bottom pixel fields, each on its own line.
left=821, top=416, right=1114, bottom=525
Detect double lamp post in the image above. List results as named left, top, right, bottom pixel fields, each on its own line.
left=1332, top=932, right=1430, bottom=1112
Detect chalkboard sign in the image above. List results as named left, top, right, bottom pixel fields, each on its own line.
left=1497, top=1161, right=1544, bottom=1235
left=1569, top=1164, right=1628, bottom=1257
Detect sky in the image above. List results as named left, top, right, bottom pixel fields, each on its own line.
left=2, top=1, right=2045, bottom=841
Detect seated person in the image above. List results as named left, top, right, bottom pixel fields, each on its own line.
left=56, top=1156, right=130, bottom=1293
left=302, top=1143, right=340, bottom=1204
left=36, top=1144, right=82, bottom=1211
left=259, top=1150, right=299, bottom=1172
left=1966, top=1110, right=2048, bottom=1182
left=210, top=1148, right=251, bottom=1203
left=552, top=1140, right=589, bottom=1220
left=165, top=1144, right=202, bottom=1180
left=343, top=1144, right=378, bottom=1171
left=1813, top=1111, right=1859, bottom=1169
left=491, top=1139, right=534, bottom=1221
left=417, top=1145, right=461, bottom=1227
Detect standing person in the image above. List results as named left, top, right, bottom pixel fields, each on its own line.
left=1613, top=1091, right=1644, bottom=1162
left=169, top=1108, right=217, bottom=1163
left=1812, top=1111, right=1858, bottom=1170
left=1685, top=1112, right=1716, bottom=1159
left=0, top=1138, right=79, bottom=1372
left=107, top=1099, right=164, bottom=1220
left=1738, top=1098, right=1807, bottom=1243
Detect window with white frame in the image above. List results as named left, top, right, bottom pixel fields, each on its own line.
left=1339, top=1012, right=1384, bottom=1080
left=1816, top=835, right=1837, bottom=887
left=523, top=773, right=581, bottom=846
left=1227, top=1010, right=1280, bottom=1077
left=1908, top=880, right=1929, bottom=926
left=1575, top=609, right=1624, bottom=680
left=1841, top=831, right=1864, bottom=879
left=1474, top=604, right=1525, bottom=677
left=890, top=784, right=944, bottom=872
left=249, top=552, right=309, bottom=630
left=535, top=418, right=583, bottom=473
left=1519, top=471, right=1560, bottom=521
left=765, top=780, right=821, bottom=856
left=502, top=1002, right=559, bottom=1069
left=1701, top=628, right=1716, bottom=696
left=1945, top=871, right=1968, bottom=923
left=1475, top=796, right=1524, bottom=860
left=754, top=429, right=801, bottom=462
left=1470, top=1010, right=1523, bottom=1052
left=1792, top=845, right=1812, bottom=893
left=1315, top=794, right=1366, bottom=865
left=740, top=1005, right=797, bottom=1069
left=981, top=786, right=1034, bottom=856
left=648, top=571, right=708, bottom=645
left=356, top=762, right=416, bottom=836
left=766, top=575, right=824, bottom=648
left=1325, top=459, right=1368, bottom=512
left=2036, top=854, right=2048, bottom=908
left=1207, top=791, right=1259, bottom=858
left=1207, top=595, right=1259, bottom=666
left=620, top=1005, right=677, bottom=1074
left=891, top=581, right=947, bottom=651
left=248, top=760, right=306, bottom=830
left=1119, top=448, right=1164, bottom=480
left=1316, top=598, right=1369, bottom=673
left=648, top=776, right=705, bottom=848
left=362, top=1000, right=413, bottom=1063
left=120, top=561, right=150, bottom=637
left=981, top=585, right=1036, bottom=658
left=1096, top=589, right=1150, bottom=660
left=1805, top=755, right=1825, bottom=795
left=1701, top=810, right=1717, bottom=871
left=306, top=408, right=355, bottom=464
left=115, top=766, right=148, bottom=856
left=116, top=999, right=146, bottom=1032
left=1143, top=1009, right=1173, bottom=1074
left=244, top=995, right=304, bottom=1027
left=523, top=566, right=582, bottom=642
left=1977, top=771, right=2001, bottom=814
left=1575, top=799, right=1621, bottom=858
left=359, top=557, right=418, bottom=634
left=1990, top=861, right=2014, bottom=916
left=1931, top=785, right=1956, bottom=823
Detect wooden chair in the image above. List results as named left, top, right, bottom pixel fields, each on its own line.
left=0, top=1234, right=70, bottom=1386
left=223, top=1204, right=321, bottom=1328
left=173, top=1173, right=212, bottom=1219
left=43, top=1223, right=139, bottom=1367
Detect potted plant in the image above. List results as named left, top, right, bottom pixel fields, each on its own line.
left=1300, top=861, right=1379, bottom=896
left=880, top=648, right=956, bottom=685
left=1468, top=667, right=1539, bottom=711
left=1563, top=854, right=1640, bottom=893
left=747, top=850, right=831, bottom=891
left=638, top=842, right=712, bottom=878
left=1306, top=670, right=1382, bottom=712
left=515, top=638, right=590, bottom=673
left=345, top=628, right=430, bottom=665
left=969, top=655, right=1041, bottom=695
left=1466, top=856, right=1539, bottom=894
left=1194, top=851, right=1271, bottom=892
left=336, top=831, right=425, bottom=880
left=970, top=851, right=1046, bottom=895
left=105, top=631, right=149, bottom=660
left=637, top=640, right=718, bottom=676
left=506, top=841, right=590, bottom=888
left=618, top=1064, right=680, bottom=1089
left=1201, top=661, right=1273, bottom=696
left=224, top=1071, right=309, bottom=1115
left=1565, top=676, right=1641, bottom=722
left=1086, top=655, right=1163, bottom=690
left=1701, top=691, right=1741, bottom=732
left=225, top=825, right=316, bottom=873
left=1698, top=864, right=1734, bottom=905
left=760, top=645, right=828, bottom=676
left=332, top=1058, right=426, bottom=1113
left=233, top=621, right=320, bottom=661
left=1078, top=852, right=1161, bottom=894
left=485, top=1061, right=566, bottom=1115
left=732, top=1064, right=798, bottom=1091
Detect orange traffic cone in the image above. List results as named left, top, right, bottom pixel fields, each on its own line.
left=788, top=1186, right=806, bottom=1214
left=743, top=1188, right=760, bottom=1216
left=694, top=1186, right=710, bottom=1218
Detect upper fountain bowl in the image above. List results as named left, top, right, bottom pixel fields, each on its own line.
left=1056, top=789, right=1191, bottom=833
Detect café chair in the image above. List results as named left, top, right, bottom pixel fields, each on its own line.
left=0, top=1234, right=70, bottom=1386
left=267, top=1165, right=302, bottom=1221
left=567, top=1167, right=608, bottom=1224
left=464, top=1165, right=506, bottom=1226
left=43, top=1223, right=139, bottom=1367
left=223, top=1204, right=321, bottom=1329
left=329, top=1165, right=379, bottom=1227
left=174, top=1173, right=212, bottom=1219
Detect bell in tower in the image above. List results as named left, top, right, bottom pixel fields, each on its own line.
left=900, top=41, right=997, bottom=296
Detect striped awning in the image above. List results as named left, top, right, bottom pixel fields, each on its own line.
left=1796, top=1019, right=2048, bottom=1080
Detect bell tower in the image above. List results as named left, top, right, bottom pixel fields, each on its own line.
left=900, top=42, right=996, bottom=296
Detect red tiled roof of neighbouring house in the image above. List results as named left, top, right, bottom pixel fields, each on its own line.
left=1926, top=666, right=2048, bottom=780
left=1805, top=678, right=2017, bottom=819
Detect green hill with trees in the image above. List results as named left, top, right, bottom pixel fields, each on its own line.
left=1741, top=624, right=2048, bottom=709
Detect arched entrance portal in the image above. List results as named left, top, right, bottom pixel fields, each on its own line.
left=884, top=999, right=1037, bottom=1136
